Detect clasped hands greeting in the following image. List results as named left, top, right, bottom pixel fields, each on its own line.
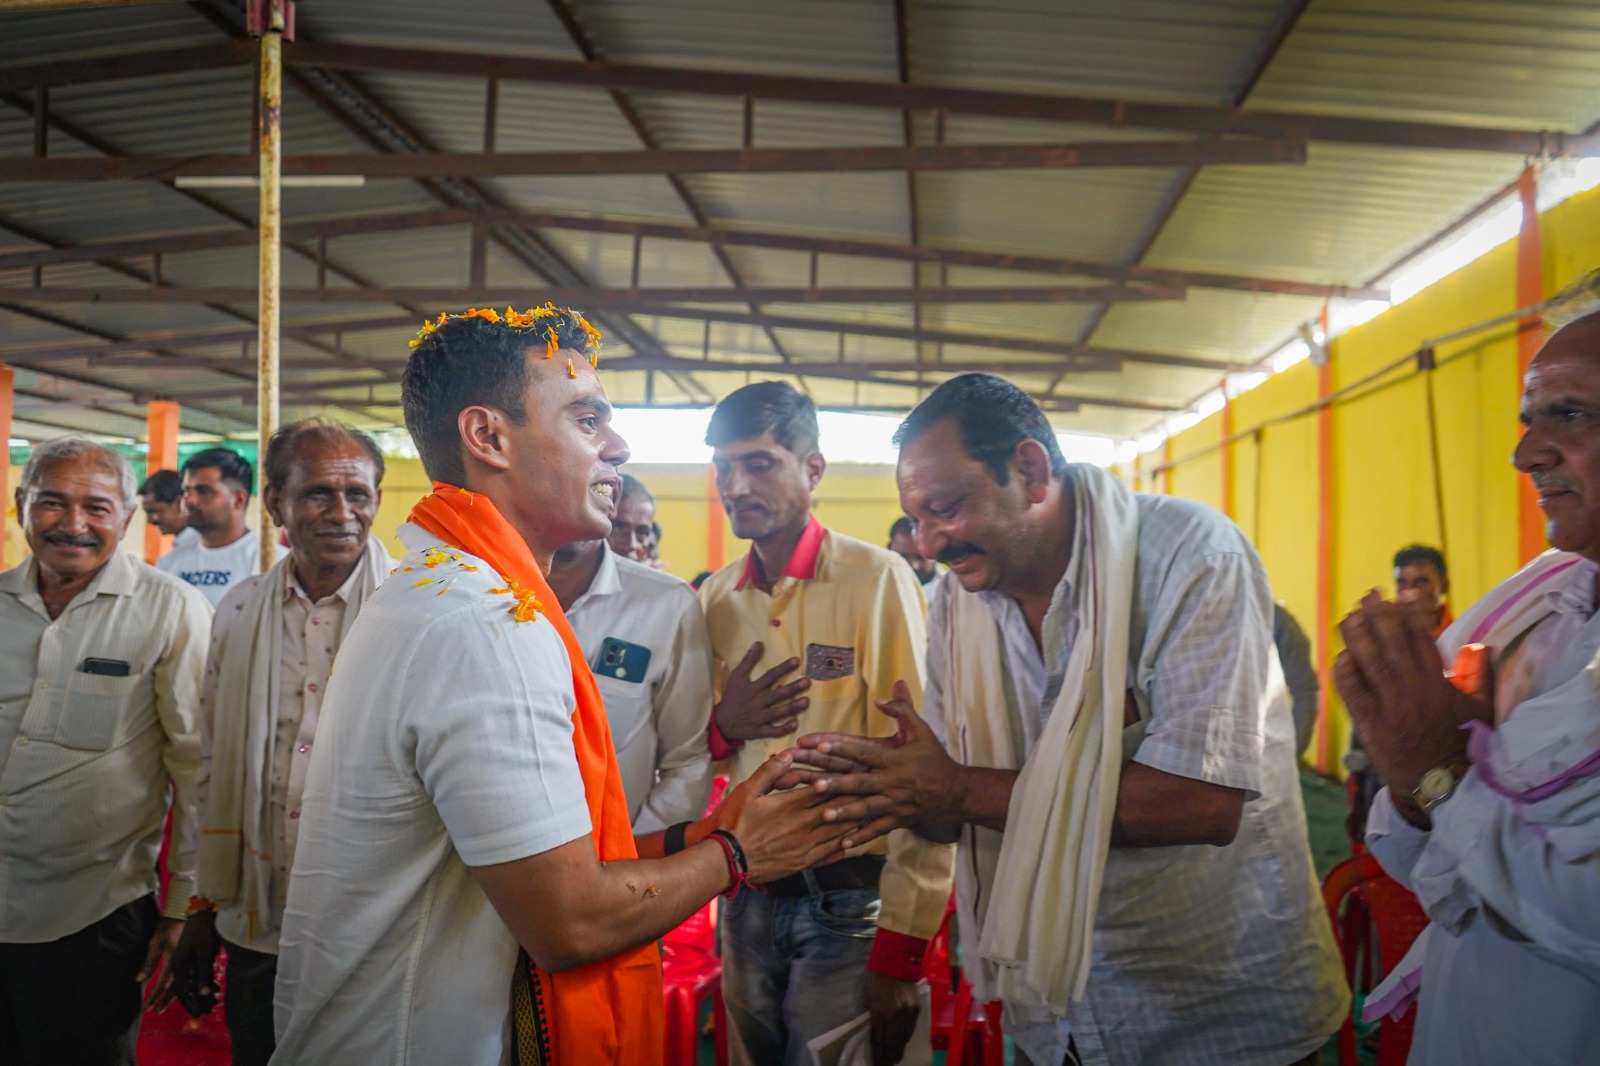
left=1334, top=590, right=1495, bottom=824
left=772, top=680, right=967, bottom=849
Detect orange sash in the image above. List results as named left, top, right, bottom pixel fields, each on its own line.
left=409, top=483, right=663, bottom=1066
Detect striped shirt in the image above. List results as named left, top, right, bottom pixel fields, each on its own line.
left=926, top=491, right=1347, bottom=1066
left=0, top=550, right=210, bottom=940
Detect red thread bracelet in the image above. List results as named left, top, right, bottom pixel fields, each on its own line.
left=706, top=832, right=755, bottom=898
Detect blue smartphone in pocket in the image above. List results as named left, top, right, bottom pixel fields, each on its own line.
left=595, top=637, right=651, bottom=684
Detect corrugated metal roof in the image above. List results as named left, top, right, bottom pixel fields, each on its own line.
left=909, top=0, right=1286, bottom=102
left=1095, top=288, right=1324, bottom=367
left=0, top=3, right=216, bottom=64
left=1146, top=145, right=1522, bottom=284
left=1, top=0, right=1597, bottom=445
left=575, top=0, right=900, bottom=77
left=1250, top=0, right=1600, bottom=131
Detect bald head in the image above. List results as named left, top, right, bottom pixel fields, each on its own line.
left=1513, top=312, right=1600, bottom=560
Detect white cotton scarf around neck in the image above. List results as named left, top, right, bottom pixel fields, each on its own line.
left=942, top=462, right=1141, bottom=1012
left=197, top=537, right=392, bottom=942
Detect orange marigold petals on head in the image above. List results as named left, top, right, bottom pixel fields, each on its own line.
left=567, top=357, right=576, bottom=379
left=409, top=305, right=600, bottom=371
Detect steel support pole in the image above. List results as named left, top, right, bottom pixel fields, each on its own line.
left=257, top=7, right=284, bottom=571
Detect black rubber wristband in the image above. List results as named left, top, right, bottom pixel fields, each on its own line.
left=663, top=821, right=692, bottom=856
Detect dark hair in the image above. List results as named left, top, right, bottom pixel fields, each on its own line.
left=888, top=516, right=914, bottom=542
left=619, top=473, right=655, bottom=505
left=691, top=570, right=713, bottom=589
left=401, top=310, right=600, bottom=485
left=183, top=447, right=254, bottom=494
left=264, top=417, right=385, bottom=492
left=138, top=468, right=184, bottom=504
left=705, top=381, right=819, bottom=455
left=1393, top=544, right=1447, bottom=579
left=650, top=520, right=662, bottom=544
left=893, top=373, right=1067, bottom=484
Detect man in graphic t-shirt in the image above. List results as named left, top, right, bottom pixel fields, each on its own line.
left=157, top=448, right=283, bottom=607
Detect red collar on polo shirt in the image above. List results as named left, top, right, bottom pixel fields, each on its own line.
left=735, top=513, right=827, bottom=591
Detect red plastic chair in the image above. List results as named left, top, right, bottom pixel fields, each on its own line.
left=923, top=894, right=959, bottom=1051
left=663, top=933, right=724, bottom=1066
left=138, top=810, right=233, bottom=1066
left=944, top=972, right=1004, bottom=1066
left=1322, top=852, right=1429, bottom=1066
left=662, top=777, right=730, bottom=1066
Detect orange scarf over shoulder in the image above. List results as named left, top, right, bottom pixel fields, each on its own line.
left=409, top=483, right=663, bottom=1066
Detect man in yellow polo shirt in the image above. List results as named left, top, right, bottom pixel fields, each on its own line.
left=698, top=382, right=953, bottom=1066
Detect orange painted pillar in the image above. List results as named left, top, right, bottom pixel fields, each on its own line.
left=1313, top=307, right=1335, bottom=774
left=705, top=464, right=725, bottom=574
left=144, top=400, right=180, bottom=564
left=1515, top=166, right=1547, bottom=564
left=0, top=366, right=12, bottom=570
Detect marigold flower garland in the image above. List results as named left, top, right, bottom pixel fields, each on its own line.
left=403, top=309, right=594, bottom=625
left=408, top=303, right=604, bottom=372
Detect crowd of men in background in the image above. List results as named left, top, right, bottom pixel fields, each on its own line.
left=1, top=305, right=1596, bottom=1066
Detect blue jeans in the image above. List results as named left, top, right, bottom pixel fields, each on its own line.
left=721, top=878, right=880, bottom=1066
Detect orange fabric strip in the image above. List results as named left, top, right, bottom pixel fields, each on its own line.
left=408, top=483, right=664, bottom=1066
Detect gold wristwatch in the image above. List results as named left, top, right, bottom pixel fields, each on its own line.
left=1410, top=762, right=1468, bottom=813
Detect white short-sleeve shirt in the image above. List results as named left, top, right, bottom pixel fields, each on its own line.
left=157, top=528, right=286, bottom=608
left=565, top=544, right=713, bottom=832
left=271, top=525, right=592, bottom=1065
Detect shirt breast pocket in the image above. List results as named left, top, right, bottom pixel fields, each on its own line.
left=56, top=672, right=142, bottom=750
left=594, top=674, right=652, bottom=754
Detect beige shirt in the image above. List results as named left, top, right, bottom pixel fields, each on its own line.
left=200, top=562, right=361, bottom=952
left=0, top=550, right=210, bottom=941
left=699, top=519, right=954, bottom=944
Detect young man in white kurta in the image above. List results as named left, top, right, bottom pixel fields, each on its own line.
left=270, top=524, right=597, bottom=1063
left=559, top=541, right=713, bottom=831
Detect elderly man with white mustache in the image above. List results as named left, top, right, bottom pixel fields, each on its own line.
left=0, top=436, right=211, bottom=1066
left=1336, top=306, right=1600, bottom=1066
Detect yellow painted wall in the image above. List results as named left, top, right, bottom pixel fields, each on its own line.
left=5, top=455, right=906, bottom=584
left=1157, top=182, right=1600, bottom=773
left=370, top=458, right=908, bottom=583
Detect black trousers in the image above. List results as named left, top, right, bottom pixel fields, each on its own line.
left=0, top=894, right=159, bottom=1066
left=221, top=938, right=279, bottom=1066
